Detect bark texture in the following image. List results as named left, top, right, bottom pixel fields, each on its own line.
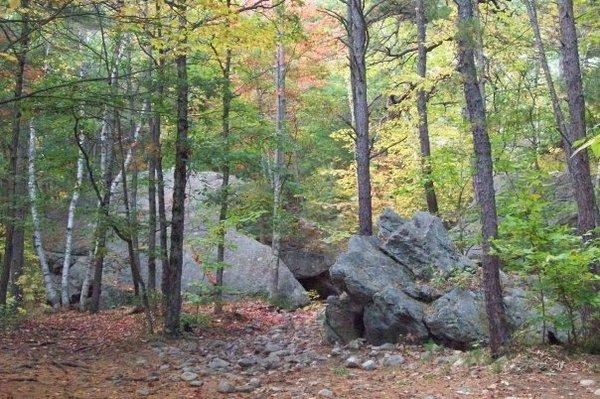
left=164, top=12, right=189, bottom=335
left=454, top=0, right=508, bottom=357
left=27, top=121, right=59, bottom=308
left=557, top=0, right=599, bottom=235
left=415, top=0, right=439, bottom=215
left=347, top=0, right=373, bottom=236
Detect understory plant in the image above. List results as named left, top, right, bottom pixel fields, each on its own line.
left=494, top=175, right=599, bottom=347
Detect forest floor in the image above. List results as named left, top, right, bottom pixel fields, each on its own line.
left=0, top=300, right=598, bottom=399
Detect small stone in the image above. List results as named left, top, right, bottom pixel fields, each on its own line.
left=345, top=356, right=360, bottom=368
left=189, top=380, right=204, bottom=387
left=452, top=358, right=465, bottom=369
left=208, top=358, right=230, bottom=370
left=594, top=388, right=600, bottom=396
left=146, top=372, right=159, bottom=382
left=373, top=343, right=394, bottom=351
left=217, top=379, right=236, bottom=394
left=361, top=360, right=376, bottom=371
left=135, top=358, right=148, bottom=366
left=237, top=378, right=261, bottom=393
left=265, top=343, right=284, bottom=353
left=581, top=380, right=595, bottom=387
left=318, top=388, right=334, bottom=398
left=347, top=339, right=363, bottom=350
left=456, top=387, right=471, bottom=395
left=159, top=364, right=170, bottom=372
left=180, top=371, right=198, bottom=381
left=136, top=388, right=150, bottom=396
left=238, top=357, right=257, bottom=368
left=331, top=343, right=343, bottom=356
left=382, top=354, right=405, bottom=367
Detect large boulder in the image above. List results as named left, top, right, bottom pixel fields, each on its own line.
left=424, top=289, right=488, bottom=349
left=280, top=219, right=340, bottom=298
left=44, top=171, right=309, bottom=309
left=378, top=209, right=473, bottom=280
left=330, top=235, right=413, bottom=303
left=324, top=293, right=364, bottom=343
left=363, top=288, right=429, bottom=345
left=324, top=209, right=534, bottom=349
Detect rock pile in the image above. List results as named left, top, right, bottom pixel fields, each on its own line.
left=324, top=209, right=526, bottom=349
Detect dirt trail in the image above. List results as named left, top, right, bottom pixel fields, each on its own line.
left=0, top=302, right=598, bottom=399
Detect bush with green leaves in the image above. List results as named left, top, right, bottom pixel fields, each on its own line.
left=494, top=176, right=600, bottom=346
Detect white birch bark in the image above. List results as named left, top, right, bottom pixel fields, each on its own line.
left=79, top=40, right=124, bottom=310
left=28, top=121, right=59, bottom=308
left=109, top=101, right=148, bottom=194
left=61, top=136, right=85, bottom=307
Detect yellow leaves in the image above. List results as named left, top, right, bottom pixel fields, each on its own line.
left=8, top=0, right=20, bottom=10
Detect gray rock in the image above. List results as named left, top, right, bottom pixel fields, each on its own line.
left=330, top=236, right=414, bottom=303
left=264, top=342, right=283, bottom=353
left=189, top=380, right=204, bottom=387
left=180, top=371, right=198, bottom=381
left=382, top=354, right=405, bottom=367
left=424, top=289, right=488, bottom=348
left=58, top=171, right=309, bottom=309
left=345, top=356, right=360, bottom=368
left=208, top=357, right=230, bottom=370
left=237, top=378, right=261, bottom=393
left=363, top=288, right=429, bottom=345
left=323, top=293, right=364, bottom=344
left=378, top=209, right=473, bottom=280
left=136, top=388, right=150, bottom=396
left=361, top=360, right=377, bottom=371
left=217, top=380, right=236, bottom=394
left=318, top=388, right=334, bottom=398
left=238, top=356, right=258, bottom=368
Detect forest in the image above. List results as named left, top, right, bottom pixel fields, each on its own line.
left=0, top=0, right=599, bottom=397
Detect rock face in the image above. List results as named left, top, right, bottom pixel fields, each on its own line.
left=44, top=171, right=308, bottom=308
left=280, top=219, right=340, bottom=298
left=324, top=209, right=528, bottom=349
left=378, top=209, right=473, bottom=280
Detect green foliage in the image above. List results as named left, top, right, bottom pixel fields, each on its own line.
left=0, top=298, right=26, bottom=331
left=180, top=312, right=213, bottom=331
left=494, top=175, right=600, bottom=343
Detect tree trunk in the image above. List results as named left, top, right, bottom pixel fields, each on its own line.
left=347, top=0, right=373, bottom=236
left=271, top=27, right=286, bottom=298
left=415, top=0, right=439, bottom=215
left=62, top=137, right=85, bottom=307
left=0, top=0, right=29, bottom=306
left=215, top=48, right=232, bottom=314
left=147, top=116, right=157, bottom=293
left=557, top=0, right=599, bottom=235
left=116, top=115, right=153, bottom=333
left=84, top=37, right=123, bottom=312
left=164, top=10, right=189, bottom=335
left=27, top=121, right=59, bottom=308
left=10, top=125, right=28, bottom=303
left=454, top=0, right=509, bottom=357
left=525, top=0, right=598, bottom=237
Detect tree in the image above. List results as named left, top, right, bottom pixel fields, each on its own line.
left=346, top=0, right=373, bottom=236
left=414, top=0, right=439, bottom=214
left=0, top=0, right=30, bottom=306
left=164, top=1, right=190, bottom=336
left=557, top=0, right=599, bottom=236
left=525, top=0, right=599, bottom=238
left=270, top=2, right=287, bottom=299
left=454, top=0, right=509, bottom=357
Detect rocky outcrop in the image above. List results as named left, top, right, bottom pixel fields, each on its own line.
left=324, top=209, right=534, bottom=349
left=44, top=171, right=309, bottom=309
left=280, top=219, right=340, bottom=298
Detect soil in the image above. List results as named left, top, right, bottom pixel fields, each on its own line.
left=0, top=301, right=598, bottom=399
